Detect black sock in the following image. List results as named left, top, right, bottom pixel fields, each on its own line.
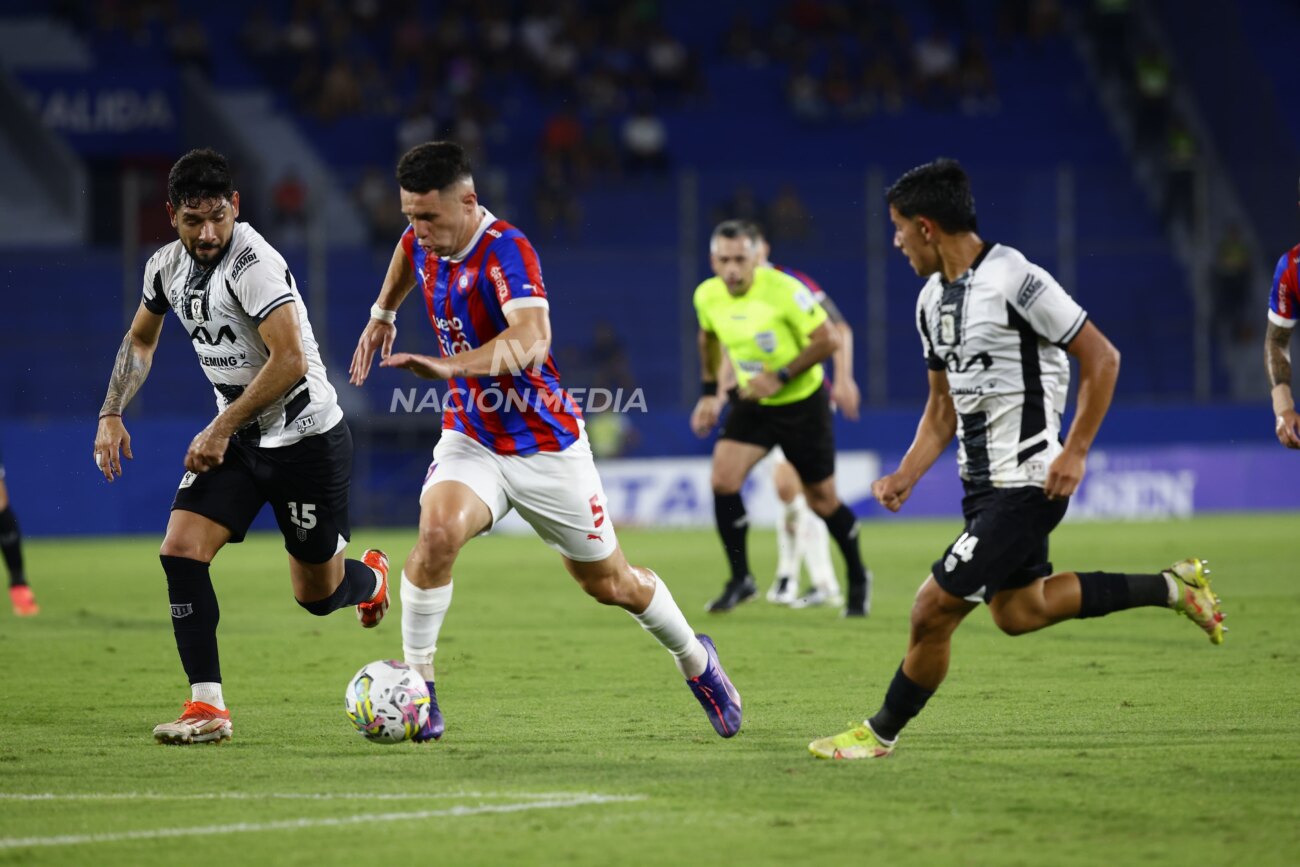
left=161, top=555, right=221, bottom=684
left=1076, top=572, right=1169, bottom=618
left=297, top=558, right=378, bottom=615
left=823, top=504, right=868, bottom=590
left=868, top=664, right=935, bottom=742
left=0, top=506, right=26, bottom=588
left=713, top=492, right=751, bottom=583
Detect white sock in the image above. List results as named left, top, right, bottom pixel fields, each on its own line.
left=401, top=572, right=453, bottom=678
left=800, top=500, right=838, bottom=594
left=1164, top=572, right=1179, bottom=607
left=191, top=682, right=225, bottom=711
left=775, top=496, right=805, bottom=580
left=630, top=572, right=708, bottom=678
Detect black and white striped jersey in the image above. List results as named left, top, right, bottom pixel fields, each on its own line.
left=141, top=222, right=343, bottom=448
left=915, top=243, right=1087, bottom=488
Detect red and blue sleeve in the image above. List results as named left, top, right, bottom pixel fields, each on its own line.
left=1268, top=249, right=1299, bottom=329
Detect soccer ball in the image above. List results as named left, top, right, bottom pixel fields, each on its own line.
left=344, top=660, right=430, bottom=744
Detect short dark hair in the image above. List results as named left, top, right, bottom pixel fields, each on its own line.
left=396, top=141, right=473, bottom=194
left=168, top=148, right=234, bottom=209
left=711, top=219, right=763, bottom=245
left=886, top=158, right=978, bottom=233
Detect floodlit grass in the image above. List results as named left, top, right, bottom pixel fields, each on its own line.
left=1, top=515, right=1296, bottom=865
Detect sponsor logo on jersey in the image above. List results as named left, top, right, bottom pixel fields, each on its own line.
left=200, top=355, right=240, bottom=368
left=485, top=227, right=502, bottom=238
left=942, top=350, right=993, bottom=373
left=490, top=264, right=509, bottom=304
left=229, top=247, right=259, bottom=281
left=295, top=415, right=316, bottom=434
left=179, top=471, right=197, bottom=489
left=1016, top=274, right=1046, bottom=310
left=170, top=603, right=193, bottom=619
left=191, top=324, right=236, bottom=345
left=755, top=330, right=777, bottom=353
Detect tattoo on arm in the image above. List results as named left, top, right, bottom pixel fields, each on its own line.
left=1265, top=322, right=1293, bottom=388
left=100, top=333, right=152, bottom=416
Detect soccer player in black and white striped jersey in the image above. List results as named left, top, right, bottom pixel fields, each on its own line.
left=809, top=159, right=1225, bottom=760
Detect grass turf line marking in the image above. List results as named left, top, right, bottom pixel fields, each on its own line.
left=0, top=791, right=610, bottom=802
left=0, top=793, right=647, bottom=850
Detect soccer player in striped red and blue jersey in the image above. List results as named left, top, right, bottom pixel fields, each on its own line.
left=349, top=142, right=742, bottom=741
left=1265, top=205, right=1300, bottom=448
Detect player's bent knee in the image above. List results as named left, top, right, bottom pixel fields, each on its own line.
left=159, top=538, right=215, bottom=563
left=416, top=518, right=470, bottom=559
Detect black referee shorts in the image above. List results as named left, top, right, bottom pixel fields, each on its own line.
left=720, top=387, right=836, bottom=484
left=171, top=420, right=353, bottom=564
left=931, top=483, right=1070, bottom=603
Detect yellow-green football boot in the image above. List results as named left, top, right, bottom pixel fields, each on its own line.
left=1166, top=558, right=1225, bottom=645
left=809, top=722, right=895, bottom=760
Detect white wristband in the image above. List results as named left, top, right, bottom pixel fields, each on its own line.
left=370, top=304, right=396, bottom=324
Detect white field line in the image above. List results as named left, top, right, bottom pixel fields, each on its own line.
left=0, top=793, right=646, bottom=850
left=0, top=791, right=610, bottom=802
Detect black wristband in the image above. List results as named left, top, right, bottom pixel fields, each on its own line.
left=701, top=381, right=719, bottom=397
left=776, top=366, right=792, bottom=383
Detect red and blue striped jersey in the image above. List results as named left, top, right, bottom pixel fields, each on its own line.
left=401, top=209, right=582, bottom=455
left=1268, top=243, right=1300, bottom=329
left=772, top=263, right=828, bottom=304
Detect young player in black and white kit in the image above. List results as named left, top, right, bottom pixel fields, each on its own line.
left=809, top=159, right=1225, bottom=760
left=92, top=149, right=390, bottom=745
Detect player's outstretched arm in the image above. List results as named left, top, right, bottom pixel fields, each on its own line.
left=1046, top=321, right=1121, bottom=498
left=350, top=243, right=416, bottom=386
left=94, top=302, right=164, bottom=482
left=1265, top=321, right=1300, bottom=448
left=872, top=368, right=956, bottom=512
left=185, top=305, right=308, bottom=473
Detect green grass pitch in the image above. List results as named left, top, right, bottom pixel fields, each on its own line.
left=1, top=514, right=1297, bottom=866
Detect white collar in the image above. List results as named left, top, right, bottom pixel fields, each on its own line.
left=443, top=207, right=496, bottom=263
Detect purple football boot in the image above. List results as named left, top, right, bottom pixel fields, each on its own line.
left=413, top=681, right=445, bottom=742
left=687, top=634, right=743, bottom=738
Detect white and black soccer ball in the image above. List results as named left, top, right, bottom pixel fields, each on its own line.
left=344, top=660, right=430, bottom=744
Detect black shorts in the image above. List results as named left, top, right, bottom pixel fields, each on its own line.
left=172, top=420, right=353, bottom=564
left=720, top=388, right=835, bottom=484
left=931, top=484, right=1070, bottom=603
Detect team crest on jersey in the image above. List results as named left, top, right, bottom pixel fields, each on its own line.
left=459, top=274, right=469, bottom=289
left=754, top=330, right=777, bottom=353
left=189, top=297, right=205, bottom=323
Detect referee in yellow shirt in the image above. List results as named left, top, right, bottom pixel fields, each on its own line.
left=691, top=220, right=872, bottom=616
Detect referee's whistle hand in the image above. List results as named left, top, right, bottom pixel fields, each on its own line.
left=739, top=372, right=781, bottom=401
left=690, top=397, right=720, bottom=437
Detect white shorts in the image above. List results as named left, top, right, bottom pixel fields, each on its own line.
left=421, top=428, right=618, bottom=562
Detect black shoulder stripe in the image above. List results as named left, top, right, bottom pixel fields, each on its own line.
left=144, top=270, right=169, bottom=314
